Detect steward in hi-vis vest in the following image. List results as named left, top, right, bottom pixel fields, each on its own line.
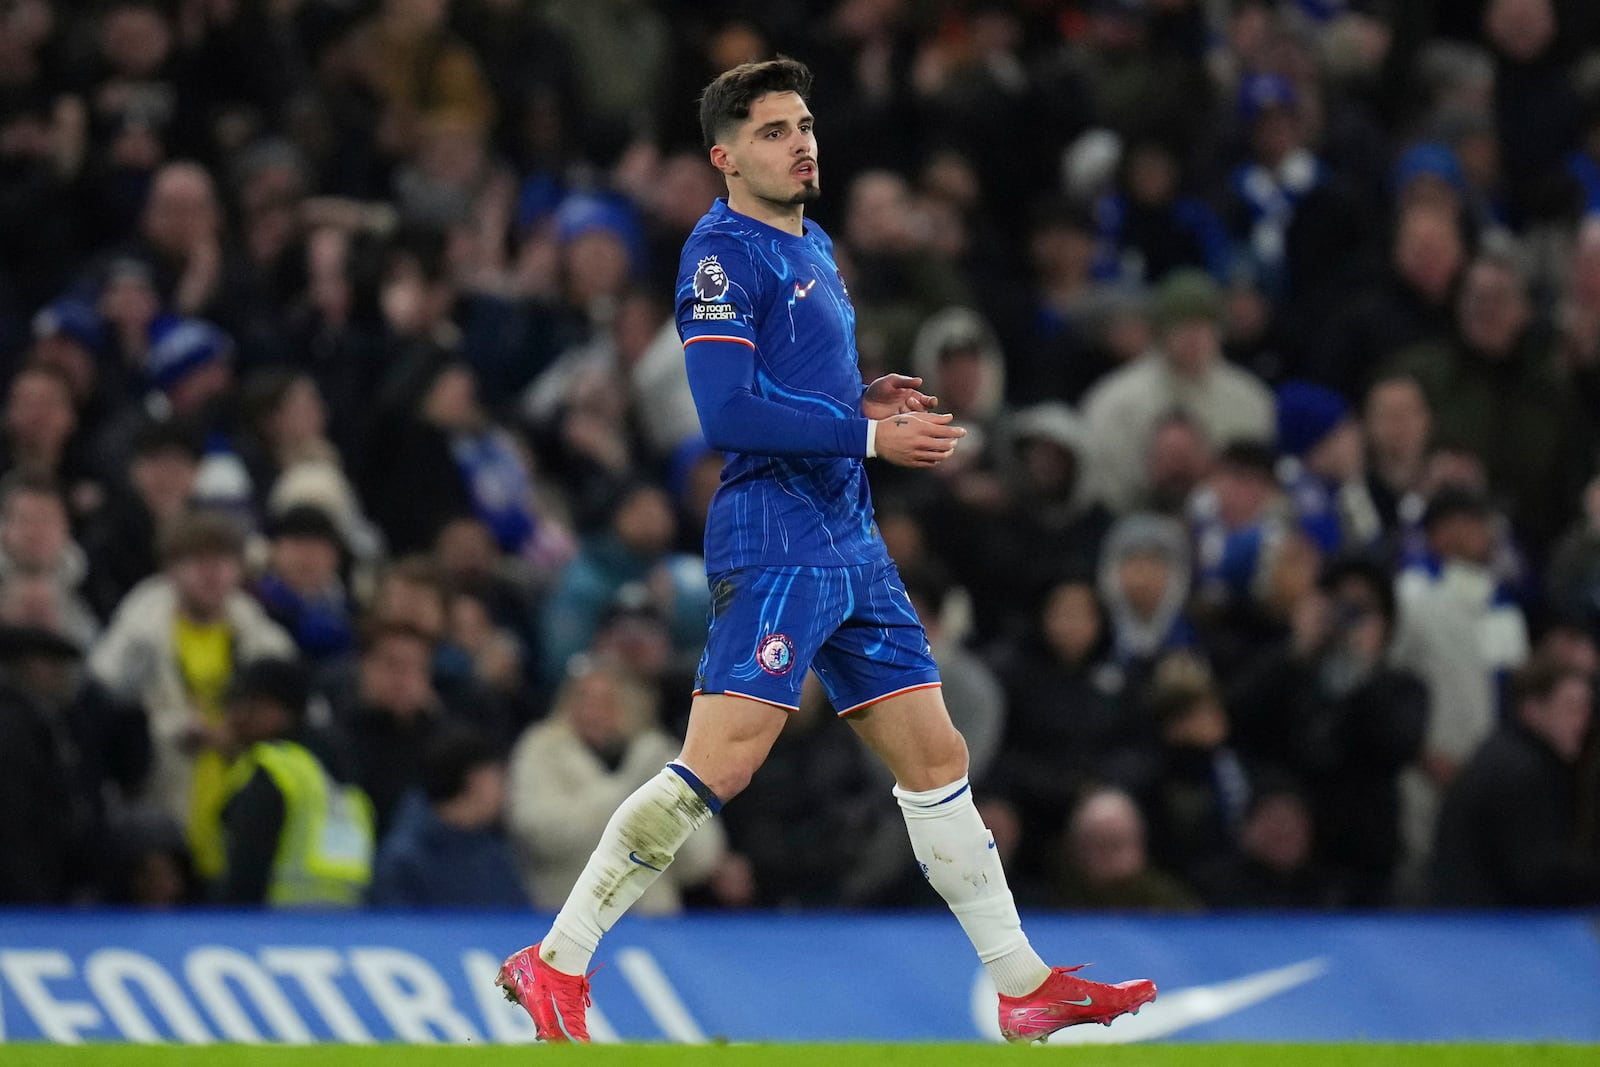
left=216, top=659, right=373, bottom=906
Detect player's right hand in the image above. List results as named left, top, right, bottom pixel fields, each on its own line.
left=873, top=411, right=967, bottom=468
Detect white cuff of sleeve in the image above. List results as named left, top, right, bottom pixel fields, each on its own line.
left=865, top=419, right=878, bottom=459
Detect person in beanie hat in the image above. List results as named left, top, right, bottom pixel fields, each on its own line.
left=1275, top=381, right=1382, bottom=555
left=1083, top=268, right=1274, bottom=512
left=252, top=505, right=356, bottom=664
left=1390, top=485, right=1529, bottom=900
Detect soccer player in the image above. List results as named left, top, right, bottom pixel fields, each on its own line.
left=496, top=57, right=1157, bottom=1044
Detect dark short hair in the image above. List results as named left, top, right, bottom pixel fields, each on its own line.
left=1511, top=656, right=1589, bottom=710
left=225, top=658, right=309, bottom=723
left=1317, top=554, right=1397, bottom=627
left=159, top=510, right=245, bottom=565
left=0, top=469, right=63, bottom=509
left=1215, top=438, right=1278, bottom=481
left=419, top=727, right=499, bottom=803
left=699, top=56, right=813, bottom=151
left=131, top=418, right=203, bottom=461
left=358, top=620, right=435, bottom=656
left=268, top=504, right=343, bottom=550
left=1421, top=486, right=1493, bottom=531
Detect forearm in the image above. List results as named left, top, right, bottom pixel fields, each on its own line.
left=686, top=338, right=868, bottom=457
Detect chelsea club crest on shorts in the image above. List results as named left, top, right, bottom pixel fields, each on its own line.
left=756, top=633, right=796, bottom=675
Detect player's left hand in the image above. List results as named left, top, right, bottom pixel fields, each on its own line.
left=862, top=374, right=937, bottom=419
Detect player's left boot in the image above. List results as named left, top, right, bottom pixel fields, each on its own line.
left=495, top=943, right=593, bottom=1043
left=998, top=964, right=1157, bottom=1043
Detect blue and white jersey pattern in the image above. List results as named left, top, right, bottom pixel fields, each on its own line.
left=676, top=198, right=885, bottom=572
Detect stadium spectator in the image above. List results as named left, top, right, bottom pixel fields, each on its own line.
left=506, top=659, right=730, bottom=914
left=1274, top=381, right=1382, bottom=557
left=1194, top=782, right=1344, bottom=909
left=1391, top=487, right=1530, bottom=897
left=1046, top=787, right=1201, bottom=912
left=1432, top=657, right=1600, bottom=907
left=1141, top=411, right=1214, bottom=518
left=931, top=401, right=1110, bottom=640
left=0, top=471, right=100, bottom=646
left=1082, top=269, right=1274, bottom=512
left=1097, top=512, right=1199, bottom=689
left=1092, top=137, right=1231, bottom=287
left=80, top=418, right=200, bottom=619
left=0, top=620, right=146, bottom=904
left=369, top=727, right=527, bottom=909
left=1387, top=241, right=1586, bottom=553
left=1226, top=556, right=1429, bottom=905
left=987, top=576, right=1140, bottom=869
left=1361, top=372, right=1434, bottom=549
left=334, top=621, right=449, bottom=839
left=239, top=368, right=380, bottom=563
left=215, top=658, right=373, bottom=907
left=88, top=510, right=294, bottom=882
left=538, top=482, right=706, bottom=685
left=1121, top=655, right=1252, bottom=884
left=252, top=504, right=355, bottom=666
left=104, top=816, right=200, bottom=909
left=2, top=363, right=93, bottom=501
left=999, top=199, right=1109, bottom=406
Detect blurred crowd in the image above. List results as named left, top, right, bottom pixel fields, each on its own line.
left=3, top=0, right=1600, bottom=914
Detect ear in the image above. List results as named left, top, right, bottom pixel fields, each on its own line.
left=709, top=144, right=738, bottom=179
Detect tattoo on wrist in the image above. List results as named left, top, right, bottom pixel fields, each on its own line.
left=895, top=417, right=909, bottom=426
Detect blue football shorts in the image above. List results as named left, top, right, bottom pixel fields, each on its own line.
left=692, top=560, right=942, bottom=714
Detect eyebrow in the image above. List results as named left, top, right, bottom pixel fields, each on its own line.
left=753, top=115, right=814, bottom=135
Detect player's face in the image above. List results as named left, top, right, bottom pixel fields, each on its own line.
left=724, top=91, right=819, bottom=208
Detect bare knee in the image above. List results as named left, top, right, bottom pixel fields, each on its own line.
left=701, top=758, right=760, bottom=803
left=895, top=726, right=970, bottom=793
left=676, top=694, right=787, bottom=804
left=675, top=750, right=763, bottom=804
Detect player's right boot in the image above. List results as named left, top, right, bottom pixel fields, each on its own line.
left=495, top=943, right=592, bottom=1043
left=998, top=964, right=1157, bottom=1043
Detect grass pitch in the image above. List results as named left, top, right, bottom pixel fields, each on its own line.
left=3, top=1045, right=1596, bottom=1067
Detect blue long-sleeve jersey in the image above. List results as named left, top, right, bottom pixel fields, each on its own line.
left=675, top=198, right=887, bottom=572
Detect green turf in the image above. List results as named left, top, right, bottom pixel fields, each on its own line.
left=2, top=1045, right=1597, bottom=1067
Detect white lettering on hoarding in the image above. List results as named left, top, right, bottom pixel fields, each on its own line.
left=84, top=950, right=211, bottom=1043
left=185, top=946, right=313, bottom=1044
left=0, top=940, right=688, bottom=1045
left=259, top=947, right=374, bottom=1043
left=615, top=949, right=707, bottom=1043
left=0, top=951, right=102, bottom=1044
left=349, top=948, right=480, bottom=1044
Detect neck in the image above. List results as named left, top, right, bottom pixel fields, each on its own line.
left=727, top=188, right=804, bottom=236
left=179, top=604, right=225, bottom=626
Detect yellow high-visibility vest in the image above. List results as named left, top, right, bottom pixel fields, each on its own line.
left=223, top=740, right=374, bottom=907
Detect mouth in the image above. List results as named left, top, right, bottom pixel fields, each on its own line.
left=792, top=160, right=817, bottom=181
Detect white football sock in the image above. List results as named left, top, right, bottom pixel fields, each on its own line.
left=539, top=763, right=720, bottom=976
left=895, top=777, right=1051, bottom=997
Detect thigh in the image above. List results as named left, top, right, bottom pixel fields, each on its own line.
left=677, top=692, right=790, bottom=802
left=845, top=685, right=969, bottom=792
